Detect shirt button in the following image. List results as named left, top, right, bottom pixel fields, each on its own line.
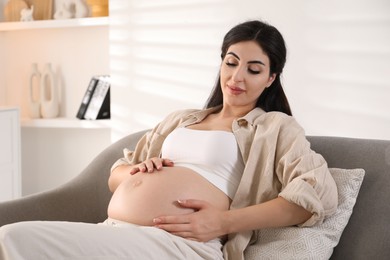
left=237, top=119, right=248, bottom=127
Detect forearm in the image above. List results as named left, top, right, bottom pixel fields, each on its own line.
left=108, top=165, right=131, bottom=192
left=224, top=197, right=312, bottom=234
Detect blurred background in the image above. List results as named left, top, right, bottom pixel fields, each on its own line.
left=109, top=0, right=390, bottom=141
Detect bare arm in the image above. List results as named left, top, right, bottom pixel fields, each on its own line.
left=224, top=197, right=312, bottom=234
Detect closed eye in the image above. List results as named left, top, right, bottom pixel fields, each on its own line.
left=248, top=68, right=260, bottom=74
left=225, top=62, right=237, bottom=67
left=226, top=62, right=260, bottom=74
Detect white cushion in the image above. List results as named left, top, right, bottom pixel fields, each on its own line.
left=244, top=168, right=365, bottom=260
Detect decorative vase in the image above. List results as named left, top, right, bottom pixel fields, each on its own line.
left=54, top=0, right=90, bottom=19
left=28, top=63, right=41, bottom=118
left=86, top=0, right=108, bottom=17
left=40, top=63, right=59, bottom=118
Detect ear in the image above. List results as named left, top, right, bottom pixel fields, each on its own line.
left=266, top=73, right=276, bottom=88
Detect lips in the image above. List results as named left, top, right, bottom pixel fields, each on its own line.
left=227, top=85, right=245, bottom=95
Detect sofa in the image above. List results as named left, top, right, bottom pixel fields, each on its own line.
left=0, top=130, right=389, bottom=259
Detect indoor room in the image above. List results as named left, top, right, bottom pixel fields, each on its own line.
left=0, top=0, right=389, bottom=259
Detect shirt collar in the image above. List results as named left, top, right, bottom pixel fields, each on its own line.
left=185, top=106, right=222, bottom=123
left=183, top=105, right=266, bottom=127
left=238, top=107, right=266, bottom=126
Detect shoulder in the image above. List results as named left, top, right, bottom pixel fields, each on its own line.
left=163, top=108, right=202, bottom=123
left=251, top=110, right=302, bottom=130
left=249, top=111, right=306, bottom=146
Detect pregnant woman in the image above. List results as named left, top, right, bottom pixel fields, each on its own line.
left=0, top=20, right=337, bottom=260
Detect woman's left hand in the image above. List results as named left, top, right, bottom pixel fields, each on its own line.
left=153, top=199, right=228, bottom=242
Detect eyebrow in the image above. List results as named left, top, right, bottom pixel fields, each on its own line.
left=226, top=51, right=266, bottom=66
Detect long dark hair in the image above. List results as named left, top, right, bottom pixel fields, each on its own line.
left=205, top=20, right=292, bottom=116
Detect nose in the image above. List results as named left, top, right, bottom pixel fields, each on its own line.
left=232, top=66, right=245, bottom=82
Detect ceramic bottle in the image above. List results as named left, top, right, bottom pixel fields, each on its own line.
left=28, top=63, right=41, bottom=118
left=40, top=63, right=59, bottom=118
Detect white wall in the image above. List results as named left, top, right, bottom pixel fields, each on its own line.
left=110, top=0, right=390, bottom=141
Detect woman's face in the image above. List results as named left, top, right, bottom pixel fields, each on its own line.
left=220, top=41, right=275, bottom=111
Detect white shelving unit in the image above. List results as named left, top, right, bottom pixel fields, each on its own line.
left=21, top=117, right=111, bottom=129
left=0, top=107, right=21, bottom=202
left=0, top=16, right=112, bottom=196
left=0, top=16, right=110, bottom=120
left=0, top=16, right=109, bottom=31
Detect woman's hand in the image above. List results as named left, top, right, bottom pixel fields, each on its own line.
left=152, top=197, right=313, bottom=243
left=129, top=157, right=174, bottom=175
left=108, top=157, right=174, bottom=192
left=153, top=199, right=228, bottom=242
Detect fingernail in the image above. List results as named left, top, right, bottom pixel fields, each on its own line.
left=153, top=218, right=161, bottom=223
left=177, top=199, right=186, bottom=204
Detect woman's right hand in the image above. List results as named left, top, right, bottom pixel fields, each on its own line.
left=129, top=157, right=174, bottom=175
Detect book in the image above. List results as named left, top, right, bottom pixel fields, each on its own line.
left=76, top=76, right=99, bottom=119
left=83, top=75, right=110, bottom=120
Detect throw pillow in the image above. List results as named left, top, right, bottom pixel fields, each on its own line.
left=244, top=168, right=365, bottom=260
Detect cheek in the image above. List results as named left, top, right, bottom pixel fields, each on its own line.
left=245, top=80, right=268, bottom=100
left=251, top=87, right=266, bottom=100
left=219, top=69, right=228, bottom=86
left=247, top=78, right=268, bottom=94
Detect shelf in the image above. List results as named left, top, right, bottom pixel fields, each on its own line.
left=0, top=16, right=109, bottom=32
left=0, top=106, right=19, bottom=112
left=21, top=117, right=111, bottom=129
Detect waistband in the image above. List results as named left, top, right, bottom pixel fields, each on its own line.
left=100, top=217, right=140, bottom=227
left=101, top=217, right=222, bottom=245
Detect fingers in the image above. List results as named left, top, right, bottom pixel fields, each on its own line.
left=153, top=217, right=192, bottom=233
left=128, top=162, right=148, bottom=175
left=177, top=199, right=207, bottom=210
left=162, top=158, right=174, bottom=167
left=129, top=167, right=140, bottom=175
left=146, top=157, right=170, bottom=172
left=129, top=157, right=174, bottom=175
left=144, top=158, right=157, bottom=172
left=153, top=217, right=206, bottom=242
left=153, top=215, right=189, bottom=225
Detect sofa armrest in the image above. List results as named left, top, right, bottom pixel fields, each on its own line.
left=0, top=146, right=114, bottom=226
left=0, top=130, right=148, bottom=227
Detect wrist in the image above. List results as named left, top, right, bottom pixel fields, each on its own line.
left=223, top=209, right=235, bottom=235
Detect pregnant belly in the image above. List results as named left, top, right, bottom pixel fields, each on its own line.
left=107, top=166, right=230, bottom=226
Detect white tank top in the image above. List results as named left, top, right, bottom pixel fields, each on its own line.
left=161, top=127, right=244, bottom=199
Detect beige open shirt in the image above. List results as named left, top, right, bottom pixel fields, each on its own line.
left=111, top=106, right=338, bottom=260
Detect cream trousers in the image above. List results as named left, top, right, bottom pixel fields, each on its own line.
left=0, top=218, right=223, bottom=260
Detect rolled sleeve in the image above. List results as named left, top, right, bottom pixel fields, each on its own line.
left=110, top=149, right=134, bottom=172
left=279, top=165, right=338, bottom=226
left=276, top=118, right=338, bottom=226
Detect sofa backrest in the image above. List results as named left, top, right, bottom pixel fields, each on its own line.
left=307, top=136, right=390, bottom=259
